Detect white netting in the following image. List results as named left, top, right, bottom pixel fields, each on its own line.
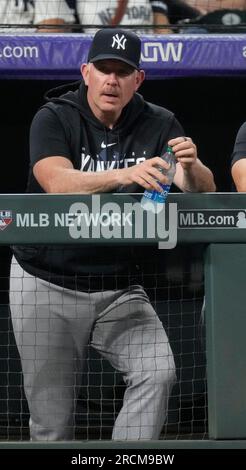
left=0, top=245, right=207, bottom=441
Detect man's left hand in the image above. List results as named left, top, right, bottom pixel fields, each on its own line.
left=168, top=137, right=197, bottom=170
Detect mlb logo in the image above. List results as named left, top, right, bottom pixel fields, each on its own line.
left=0, top=210, right=12, bottom=231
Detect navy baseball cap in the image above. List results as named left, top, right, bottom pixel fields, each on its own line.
left=87, top=28, right=141, bottom=70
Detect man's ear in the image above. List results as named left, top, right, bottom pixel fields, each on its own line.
left=81, top=63, right=89, bottom=85
left=135, top=70, right=145, bottom=91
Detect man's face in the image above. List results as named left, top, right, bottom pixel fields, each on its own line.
left=81, top=59, right=145, bottom=124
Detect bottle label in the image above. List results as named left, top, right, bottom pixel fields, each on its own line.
left=143, top=184, right=171, bottom=204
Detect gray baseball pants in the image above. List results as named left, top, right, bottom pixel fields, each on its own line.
left=10, top=259, right=176, bottom=441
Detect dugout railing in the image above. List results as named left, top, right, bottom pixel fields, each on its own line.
left=0, top=193, right=246, bottom=449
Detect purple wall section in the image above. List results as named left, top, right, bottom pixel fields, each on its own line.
left=0, top=33, right=246, bottom=79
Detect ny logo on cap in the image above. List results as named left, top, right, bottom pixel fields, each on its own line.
left=111, top=34, right=127, bottom=50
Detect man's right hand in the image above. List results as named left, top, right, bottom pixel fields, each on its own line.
left=118, top=157, right=170, bottom=191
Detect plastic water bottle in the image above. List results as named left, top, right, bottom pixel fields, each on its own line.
left=140, top=146, right=176, bottom=214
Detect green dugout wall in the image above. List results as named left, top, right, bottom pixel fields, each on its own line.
left=205, top=244, right=246, bottom=439
left=1, top=192, right=246, bottom=444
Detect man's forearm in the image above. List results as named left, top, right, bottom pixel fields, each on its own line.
left=182, top=160, right=216, bottom=192
left=45, top=167, right=122, bottom=193
left=34, top=155, right=172, bottom=194
left=231, top=159, right=246, bottom=191
left=37, top=19, right=71, bottom=33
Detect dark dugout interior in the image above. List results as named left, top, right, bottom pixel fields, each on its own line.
left=0, top=76, right=242, bottom=194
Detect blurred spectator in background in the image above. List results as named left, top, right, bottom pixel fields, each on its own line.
left=66, top=0, right=201, bottom=32
left=0, top=0, right=73, bottom=31
left=156, top=0, right=200, bottom=28
left=2, top=0, right=245, bottom=33
left=186, top=0, right=246, bottom=14
left=150, top=0, right=171, bottom=31
left=34, top=0, right=171, bottom=33
left=0, top=0, right=35, bottom=29
left=179, top=0, right=246, bottom=32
